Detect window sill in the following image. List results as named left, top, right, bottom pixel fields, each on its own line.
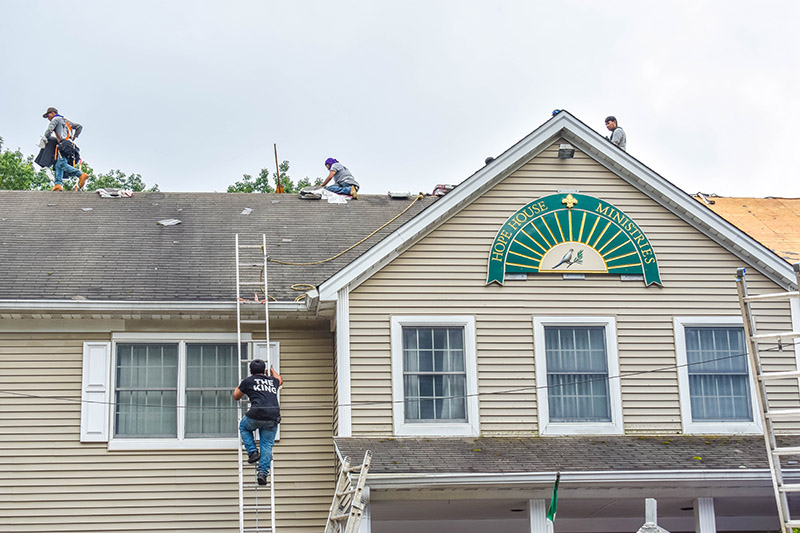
left=396, top=422, right=479, bottom=437
left=540, top=422, right=623, bottom=436
left=108, top=438, right=239, bottom=451
left=683, top=422, right=762, bottom=435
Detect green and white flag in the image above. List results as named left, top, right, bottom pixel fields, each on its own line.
left=546, top=472, right=560, bottom=532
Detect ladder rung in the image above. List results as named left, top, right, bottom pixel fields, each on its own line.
left=787, top=520, right=800, bottom=527
left=243, top=505, right=272, bottom=511
left=779, top=483, right=800, bottom=492
left=239, top=245, right=264, bottom=249
left=243, top=529, right=273, bottom=533
left=240, top=319, right=265, bottom=324
left=744, top=291, right=800, bottom=303
left=761, top=370, right=800, bottom=381
left=239, top=263, right=265, bottom=267
left=766, top=409, right=800, bottom=419
left=337, top=488, right=357, bottom=496
left=240, top=282, right=265, bottom=286
left=773, top=446, right=800, bottom=456
left=238, top=300, right=267, bottom=305
left=344, top=465, right=364, bottom=473
left=752, top=331, right=800, bottom=342
left=330, top=514, right=351, bottom=521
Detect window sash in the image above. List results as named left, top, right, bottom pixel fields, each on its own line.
left=544, top=326, right=611, bottom=422
left=402, top=327, right=467, bottom=422
left=114, top=341, right=244, bottom=439
left=685, top=326, right=752, bottom=422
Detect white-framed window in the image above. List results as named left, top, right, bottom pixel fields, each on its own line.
left=79, top=332, right=280, bottom=450
left=390, top=316, right=479, bottom=436
left=533, top=316, right=623, bottom=435
left=674, top=317, right=761, bottom=435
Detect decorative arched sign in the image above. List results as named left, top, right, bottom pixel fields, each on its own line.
left=486, top=193, right=662, bottom=286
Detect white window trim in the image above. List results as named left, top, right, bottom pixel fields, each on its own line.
left=109, top=332, right=253, bottom=451
left=390, top=316, right=479, bottom=437
left=533, top=316, right=623, bottom=436
left=673, top=317, right=762, bottom=435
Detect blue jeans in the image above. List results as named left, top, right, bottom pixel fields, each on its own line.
left=239, top=415, right=278, bottom=474
left=326, top=184, right=356, bottom=195
left=54, top=155, right=82, bottom=185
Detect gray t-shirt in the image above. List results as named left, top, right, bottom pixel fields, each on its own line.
left=43, top=115, right=82, bottom=141
left=330, top=162, right=359, bottom=188
left=610, top=127, right=626, bottom=151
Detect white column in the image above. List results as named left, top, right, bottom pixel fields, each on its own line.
left=694, top=497, right=717, bottom=533
left=358, top=486, right=371, bottom=533
left=529, top=499, right=548, bottom=533
left=336, top=288, right=352, bottom=437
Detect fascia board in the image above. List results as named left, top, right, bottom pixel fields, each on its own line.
left=0, top=299, right=306, bottom=313
left=558, top=116, right=795, bottom=289
left=365, top=468, right=786, bottom=490
left=317, top=118, right=566, bottom=302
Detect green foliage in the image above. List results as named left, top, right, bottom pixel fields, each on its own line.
left=0, top=137, right=51, bottom=190
left=227, top=160, right=321, bottom=193
left=0, top=136, right=156, bottom=191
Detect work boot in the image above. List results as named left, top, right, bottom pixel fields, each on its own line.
left=247, top=450, right=260, bottom=464
left=350, top=186, right=358, bottom=200
left=52, top=184, right=63, bottom=191
left=257, top=471, right=268, bottom=486
left=76, top=173, right=89, bottom=190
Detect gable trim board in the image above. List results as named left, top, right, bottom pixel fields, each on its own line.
left=317, top=111, right=796, bottom=304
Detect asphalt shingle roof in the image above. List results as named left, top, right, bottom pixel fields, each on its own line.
left=335, top=436, right=800, bottom=474
left=0, top=191, right=437, bottom=302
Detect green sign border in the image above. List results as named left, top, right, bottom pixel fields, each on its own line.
left=486, top=193, right=662, bottom=286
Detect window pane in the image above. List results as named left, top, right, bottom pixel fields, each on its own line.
left=545, top=326, right=611, bottom=422
left=686, top=327, right=751, bottom=421
left=185, top=343, right=238, bottom=437
left=402, top=326, right=467, bottom=422
left=115, top=344, right=178, bottom=437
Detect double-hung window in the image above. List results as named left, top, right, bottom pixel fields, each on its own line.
left=391, top=317, right=479, bottom=436
left=674, top=318, right=760, bottom=434
left=533, top=317, right=623, bottom=435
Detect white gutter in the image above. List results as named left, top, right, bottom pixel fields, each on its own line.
left=0, top=299, right=307, bottom=312
left=365, top=468, right=796, bottom=489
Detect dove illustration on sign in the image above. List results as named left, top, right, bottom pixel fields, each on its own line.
left=552, top=249, right=584, bottom=269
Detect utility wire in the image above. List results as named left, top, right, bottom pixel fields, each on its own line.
left=1, top=343, right=797, bottom=412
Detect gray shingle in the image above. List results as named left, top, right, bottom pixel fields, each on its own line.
left=335, top=436, right=800, bottom=474
left=0, top=191, right=437, bottom=302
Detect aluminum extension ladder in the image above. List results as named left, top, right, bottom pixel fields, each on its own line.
left=235, top=234, right=276, bottom=533
left=325, top=450, right=372, bottom=533
left=736, top=263, right=800, bottom=533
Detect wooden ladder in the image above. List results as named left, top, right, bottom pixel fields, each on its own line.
left=325, top=450, right=372, bottom=533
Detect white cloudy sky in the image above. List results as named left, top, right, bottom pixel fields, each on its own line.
left=2, top=1, right=799, bottom=197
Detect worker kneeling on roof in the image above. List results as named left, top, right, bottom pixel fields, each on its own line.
left=321, top=157, right=359, bottom=199
left=234, top=359, right=283, bottom=486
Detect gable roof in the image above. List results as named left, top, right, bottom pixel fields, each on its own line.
left=693, top=195, right=800, bottom=264
left=318, top=111, right=797, bottom=301
left=0, top=191, right=436, bottom=308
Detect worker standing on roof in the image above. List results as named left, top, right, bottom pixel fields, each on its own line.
left=321, top=158, right=359, bottom=199
left=41, top=107, right=90, bottom=191
left=604, top=116, right=626, bottom=151
left=234, top=359, right=283, bottom=486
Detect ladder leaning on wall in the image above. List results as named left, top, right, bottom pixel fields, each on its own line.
left=736, top=263, right=800, bottom=533
left=235, top=234, right=276, bottom=533
left=325, top=450, right=372, bottom=533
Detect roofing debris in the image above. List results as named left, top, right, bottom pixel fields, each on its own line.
left=96, top=188, right=134, bottom=198
left=240, top=208, right=253, bottom=215
left=157, top=218, right=181, bottom=226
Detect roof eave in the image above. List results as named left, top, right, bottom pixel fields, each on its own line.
left=0, top=299, right=307, bottom=313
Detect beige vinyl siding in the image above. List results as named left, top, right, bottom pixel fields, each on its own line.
left=0, top=324, right=334, bottom=533
left=348, top=141, right=797, bottom=436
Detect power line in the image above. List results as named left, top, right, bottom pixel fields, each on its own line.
left=1, top=343, right=797, bottom=412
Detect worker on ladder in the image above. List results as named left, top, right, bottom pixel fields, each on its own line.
left=234, top=359, right=283, bottom=486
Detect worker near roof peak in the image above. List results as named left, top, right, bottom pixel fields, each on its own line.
left=321, top=158, right=359, bottom=199
left=604, top=116, right=626, bottom=151
left=42, top=107, right=90, bottom=191
left=234, top=359, right=283, bottom=486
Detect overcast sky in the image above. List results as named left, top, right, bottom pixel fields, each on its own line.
left=2, top=1, right=799, bottom=197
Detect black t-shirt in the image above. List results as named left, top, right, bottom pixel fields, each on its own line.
left=238, top=374, right=281, bottom=423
